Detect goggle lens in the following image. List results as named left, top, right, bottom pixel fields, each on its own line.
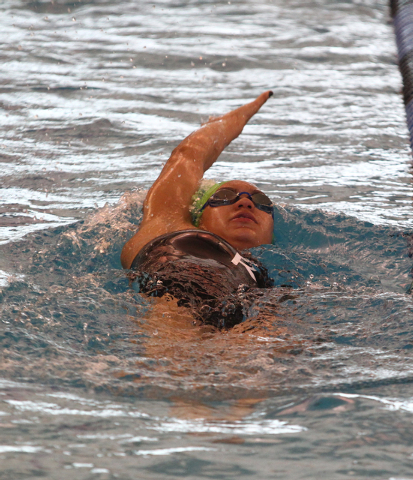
left=202, top=188, right=273, bottom=214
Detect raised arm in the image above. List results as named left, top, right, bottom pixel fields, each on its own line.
left=121, top=91, right=272, bottom=268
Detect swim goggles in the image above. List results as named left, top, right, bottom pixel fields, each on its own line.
left=200, top=188, right=274, bottom=215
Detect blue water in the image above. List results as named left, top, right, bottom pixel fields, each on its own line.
left=1, top=0, right=413, bottom=478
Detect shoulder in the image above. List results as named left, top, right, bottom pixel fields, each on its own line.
left=120, top=221, right=196, bottom=269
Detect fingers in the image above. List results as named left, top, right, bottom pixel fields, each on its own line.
left=256, top=90, right=274, bottom=104
left=234, top=90, right=273, bottom=121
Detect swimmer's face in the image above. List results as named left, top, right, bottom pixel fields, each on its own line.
left=198, top=180, right=274, bottom=250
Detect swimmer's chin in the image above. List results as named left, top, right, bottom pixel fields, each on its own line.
left=223, top=232, right=262, bottom=250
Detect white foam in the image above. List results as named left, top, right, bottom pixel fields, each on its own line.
left=0, top=445, right=42, bottom=453
left=0, top=269, right=25, bottom=287
left=335, top=393, right=413, bottom=414
left=6, top=400, right=148, bottom=419
left=151, top=417, right=306, bottom=435
left=134, top=446, right=215, bottom=456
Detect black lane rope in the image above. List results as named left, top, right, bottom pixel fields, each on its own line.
left=391, top=0, right=413, bottom=151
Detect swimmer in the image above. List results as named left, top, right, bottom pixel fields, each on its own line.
left=121, top=91, right=274, bottom=328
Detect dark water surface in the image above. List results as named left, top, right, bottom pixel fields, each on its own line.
left=2, top=0, right=413, bottom=478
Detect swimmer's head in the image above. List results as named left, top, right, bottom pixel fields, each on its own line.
left=190, top=180, right=227, bottom=227
left=193, top=179, right=275, bottom=249
left=198, top=180, right=274, bottom=250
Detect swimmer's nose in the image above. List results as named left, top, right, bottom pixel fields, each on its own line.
left=237, top=194, right=254, bottom=209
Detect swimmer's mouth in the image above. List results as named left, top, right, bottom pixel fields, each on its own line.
left=231, top=211, right=257, bottom=223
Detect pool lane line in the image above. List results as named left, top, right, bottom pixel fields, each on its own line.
left=391, top=0, right=413, bottom=153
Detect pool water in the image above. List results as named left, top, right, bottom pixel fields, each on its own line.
left=1, top=0, right=413, bottom=478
